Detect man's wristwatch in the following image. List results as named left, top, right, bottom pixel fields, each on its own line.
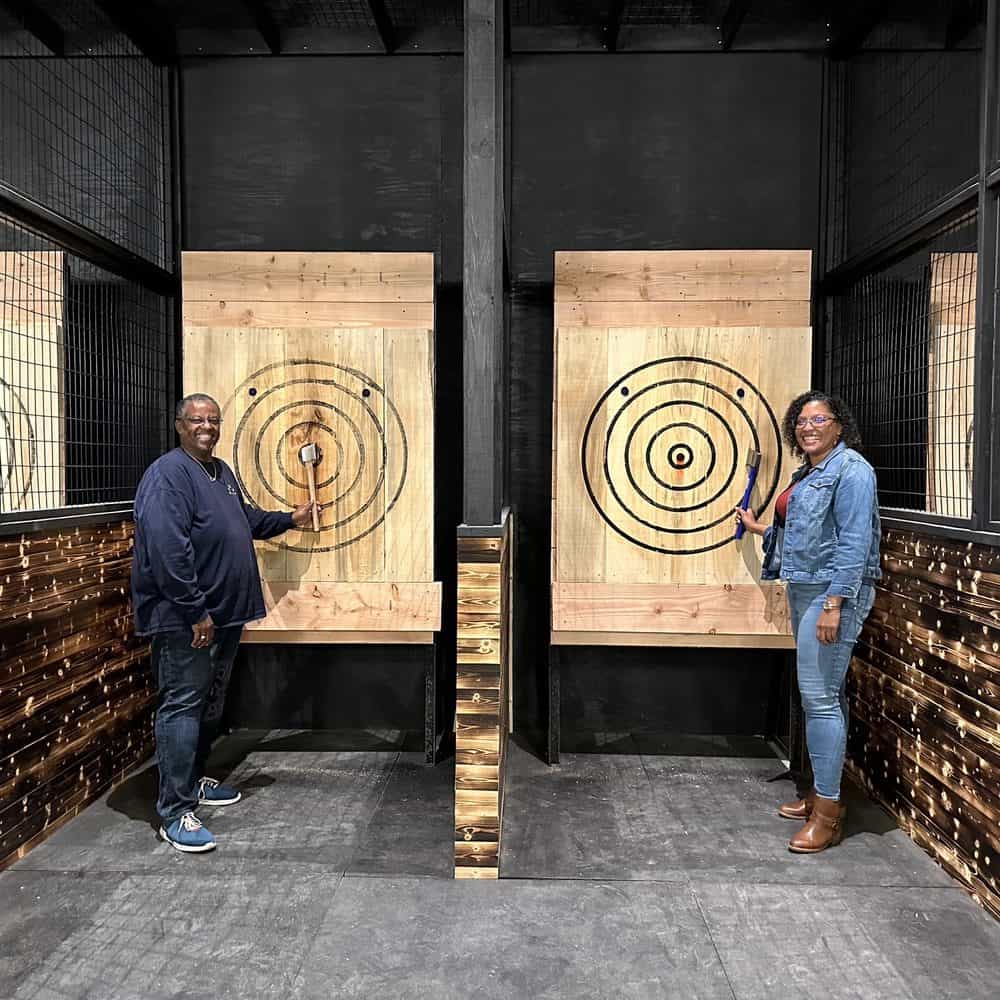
left=822, top=599, right=842, bottom=612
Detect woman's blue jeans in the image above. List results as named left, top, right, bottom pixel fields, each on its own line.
left=150, top=625, right=243, bottom=824
left=786, top=582, right=876, bottom=801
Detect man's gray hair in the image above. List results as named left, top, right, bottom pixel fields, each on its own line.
left=175, top=393, right=221, bottom=420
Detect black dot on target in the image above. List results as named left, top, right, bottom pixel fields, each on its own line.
left=248, top=387, right=257, bottom=397
left=621, top=387, right=629, bottom=397
left=667, top=443, right=694, bottom=470
left=362, top=388, right=371, bottom=398
left=736, top=387, right=745, bottom=399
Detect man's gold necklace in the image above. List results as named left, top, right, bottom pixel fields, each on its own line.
left=184, top=449, right=218, bottom=482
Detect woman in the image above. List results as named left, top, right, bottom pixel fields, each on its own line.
left=736, top=391, right=881, bottom=853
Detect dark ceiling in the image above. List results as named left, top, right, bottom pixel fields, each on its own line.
left=0, top=0, right=986, bottom=61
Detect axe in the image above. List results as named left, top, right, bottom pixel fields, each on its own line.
left=297, top=442, right=322, bottom=532
left=734, top=447, right=761, bottom=540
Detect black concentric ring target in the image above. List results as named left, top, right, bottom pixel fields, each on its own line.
left=581, top=357, right=782, bottom=555
left=222, top=359, right=408, bottom=553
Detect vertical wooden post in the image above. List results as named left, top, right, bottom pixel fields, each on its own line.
left=463, top=0, right=505, bottom=525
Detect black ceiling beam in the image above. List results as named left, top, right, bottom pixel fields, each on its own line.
left=241, top=0, right=281, bottom=54
left=92, top=0, right=176, bottom=65
left=827, top=1, right=888, bottom=60
left=945, top=0, right=979, bottom=49
left=1, top=0, right=65, bottom=56
left=718, top=0, right=751, bottom=51
left=604, top=0, right=625, bottom=52
left=366, top=0, right=396, bottom=53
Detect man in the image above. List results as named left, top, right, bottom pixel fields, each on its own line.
left=132, top=393, right=316, bottom=853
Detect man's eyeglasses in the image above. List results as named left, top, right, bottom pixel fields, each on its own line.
left=183, top=416, right=222, bottom=427
left=795, top=415, right=834, bottom=429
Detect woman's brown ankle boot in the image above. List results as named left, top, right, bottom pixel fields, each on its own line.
left=778, top=788, right=816, bottom=820
left=788, top=796, right=845, bottom=853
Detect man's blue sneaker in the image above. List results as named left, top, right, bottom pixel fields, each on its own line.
left=198, top=776, right=242, bottom=806
left=159, top=812, right=216, bottom=853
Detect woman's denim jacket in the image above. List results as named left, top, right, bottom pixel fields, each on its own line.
left=761, top=442, right=882, bottom=599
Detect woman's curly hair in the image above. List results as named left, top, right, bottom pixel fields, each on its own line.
left=782, top=390, right=862, bottom=459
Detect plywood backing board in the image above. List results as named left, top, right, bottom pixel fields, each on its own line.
left=551, top=250, right=811, bottom=647
left=927, top=252, right=976, bottom=519
left=0, top=251, right=65, bottom=513
left=182, top=252, right=440, bottom=641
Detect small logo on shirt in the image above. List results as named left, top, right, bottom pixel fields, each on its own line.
left=226, top=484, right=238, bottom=496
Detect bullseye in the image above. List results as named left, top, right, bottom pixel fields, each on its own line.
left=667, top=443, right=693, bottom=470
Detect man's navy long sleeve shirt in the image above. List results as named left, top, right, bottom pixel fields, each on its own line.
left=131, top=447, right=293, bottom=635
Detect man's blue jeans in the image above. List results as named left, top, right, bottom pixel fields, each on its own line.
left=787, top=582, right=876, bottom=801
left=150, top=625, right=243, bottom=824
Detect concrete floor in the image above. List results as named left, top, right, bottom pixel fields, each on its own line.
left=2, top=731, right=999, bottom=999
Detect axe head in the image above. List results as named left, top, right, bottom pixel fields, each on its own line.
left=745, top=447, right=761, bottom=471
left=298, top=442, right=321, bottom=466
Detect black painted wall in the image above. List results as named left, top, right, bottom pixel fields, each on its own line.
left=181, top=52, right=824, bottom=748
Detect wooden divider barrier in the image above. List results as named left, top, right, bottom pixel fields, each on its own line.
left=848, top=528, right=1000, bottom=920
left=454, top=512, right=513, bottom=879
left=0, top=521, right=153, bottom=869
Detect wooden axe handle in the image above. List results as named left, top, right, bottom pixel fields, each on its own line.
left=305, top=463, right=320, bottom=532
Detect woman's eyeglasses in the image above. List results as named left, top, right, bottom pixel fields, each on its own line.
left=795, top=415, right=833, bottom=429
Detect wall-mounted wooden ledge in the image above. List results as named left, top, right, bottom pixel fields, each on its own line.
left=551, top=630, right=795, bottom=648
left=242, top=629, right=435, bottom=645
left=241, top=581, right=442, bottom=643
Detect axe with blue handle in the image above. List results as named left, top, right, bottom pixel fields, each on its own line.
left=734, top=447, right=761, bottom=540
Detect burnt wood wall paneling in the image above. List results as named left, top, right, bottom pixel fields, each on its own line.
left=848, top=528, right=1000, bottom=920
left=0, top=520, right=153, bottom=869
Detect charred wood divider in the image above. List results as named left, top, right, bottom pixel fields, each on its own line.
left=847, top=527, right=1000, bottom=919
left=454, top=512, right=513, bottom=879
left=0, top=520, right=154, bottom=869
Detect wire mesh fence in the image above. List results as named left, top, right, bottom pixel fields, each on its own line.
left=829, top=31, right=982, bottom=265
left=0, top=0, right=171, bottom=269
left=0, top=214, right=173, bottom=515
left=826, top=212, right=978, bottom=519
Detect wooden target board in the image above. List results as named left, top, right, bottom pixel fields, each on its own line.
left=0, top=252, right=65, bottom=514
left=182, top=252, right=440, bottom=642
left=927, top=252, right=976, bottom=519
left=552, top=250, right=812, bottom=647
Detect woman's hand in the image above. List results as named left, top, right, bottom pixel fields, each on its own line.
left=291, top=500, right=320, bottom=529
left=734, top=506, right=768, bottom=536
left=816, top=607, right=841, bottom=645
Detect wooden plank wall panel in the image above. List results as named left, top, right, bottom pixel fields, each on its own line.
left=0, top=520, right=154, bottom=869
left=454, top=518, right=512, bottom=879
left=182, top=252, right=441, bottom=641
left=847, top=528, right=1000, bottom=920
left=551, top=249, right=811, bottom=646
